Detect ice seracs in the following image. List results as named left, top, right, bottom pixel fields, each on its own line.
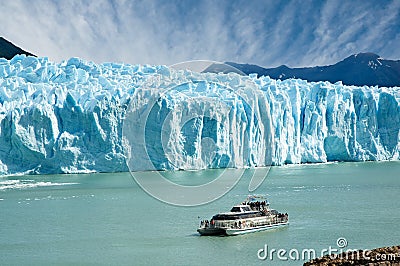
left=0, top=55, right=399, bottom=175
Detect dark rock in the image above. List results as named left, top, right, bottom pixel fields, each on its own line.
left=304, top=245, right=400, bottom=266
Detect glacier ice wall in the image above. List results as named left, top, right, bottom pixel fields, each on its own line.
left=0, top=55, right=399, bottom=175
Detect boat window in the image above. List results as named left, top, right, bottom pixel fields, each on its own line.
left=242, top=206, right=251, bottom=212
left=230, top=207, right=241, bottom=212
left=212, top=212, right=261, bottom=220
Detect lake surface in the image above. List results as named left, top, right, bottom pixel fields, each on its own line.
left=1, top=161, right=399, bottom=265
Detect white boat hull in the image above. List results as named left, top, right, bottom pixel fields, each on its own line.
left=224, top=221, right=289, bottom=236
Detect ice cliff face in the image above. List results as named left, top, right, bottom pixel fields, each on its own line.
left=0, top=55, right=399, bottom=175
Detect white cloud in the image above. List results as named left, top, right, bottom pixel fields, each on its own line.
left=0, top=0, right=399, bottom=67
left=300, top=0, right=400, bottom=67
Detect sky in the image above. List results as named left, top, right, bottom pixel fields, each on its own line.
left=1, top=0, right=399, bottom=68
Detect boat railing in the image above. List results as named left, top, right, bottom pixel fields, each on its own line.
left=272, top=213, right=289, bottom=224
left=241, top=200, right=269, bottom=211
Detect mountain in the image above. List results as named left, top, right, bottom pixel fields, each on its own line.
left=227, top=53, right=400, bottom=87
left=0, top=55, right=398, bottom=175
left=0, top=37, right=35, bottom=59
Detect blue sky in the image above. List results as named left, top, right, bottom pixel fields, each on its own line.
left=1, top=0, right=399, bottom=67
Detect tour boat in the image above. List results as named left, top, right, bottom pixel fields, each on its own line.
left=197, top=196, right=288, bottom=236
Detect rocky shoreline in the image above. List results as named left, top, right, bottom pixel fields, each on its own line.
left=304, top=245, right=400, bottom=266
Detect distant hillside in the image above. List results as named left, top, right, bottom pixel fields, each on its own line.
left=227, top=53, right=400, bottom=87
left=0, top=37, right=35, bottom=60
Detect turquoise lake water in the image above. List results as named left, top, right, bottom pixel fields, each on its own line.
left=0, top=161, right=399, bottom=265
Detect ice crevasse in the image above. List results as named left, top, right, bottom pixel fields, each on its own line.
left=0, top=55, right=399, bottom=175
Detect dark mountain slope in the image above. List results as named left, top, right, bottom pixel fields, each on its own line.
left=227, top=53, right=400, bottom=87
left=0, top=37, right=35, bottom=60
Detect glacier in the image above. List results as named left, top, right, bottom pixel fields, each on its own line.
left=0, top=55, right=399, bottom=175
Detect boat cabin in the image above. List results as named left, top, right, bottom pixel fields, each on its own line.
left=230, top=205, right=252, bottom=213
